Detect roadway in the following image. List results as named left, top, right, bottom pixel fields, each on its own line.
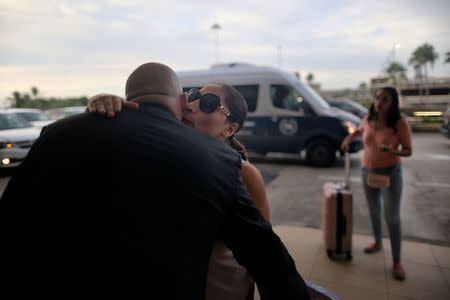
left=1, top=132, right=449, bottom=246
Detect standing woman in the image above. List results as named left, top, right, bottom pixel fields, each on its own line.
left=341, top=87, right=412, bottom=281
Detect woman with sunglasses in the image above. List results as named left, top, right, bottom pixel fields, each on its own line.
left=87, top=83, right=270, bottom=300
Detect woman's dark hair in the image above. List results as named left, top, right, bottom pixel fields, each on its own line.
left=218, top=83, right=249, bottom=160
left=368, top=86, right=402, bottom=132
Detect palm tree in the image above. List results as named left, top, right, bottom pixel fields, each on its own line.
left=409, top=43, right=439, bottom=78
left=31, top=86, right=39, bottom=99
left=306, top=72, right=314, bottom=83
left=9, top=91, right=23, bottom=107
left=385, top=62, right=407, bottom=103
left=412, top=63, right=423, bottom=79
left=445, top=51, right=450, bottom=63
left=409, top=43, right=439, bottom=95
left=386, top=62, right=407, bottom=81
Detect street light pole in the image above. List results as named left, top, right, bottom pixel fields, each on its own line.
left=392, top=42, right=400, bottom=62
left=391, top=42, right=401, bottom=102
left=277, top=44, right=282, bottom=69
left=211, top=23, right=221, bottom=64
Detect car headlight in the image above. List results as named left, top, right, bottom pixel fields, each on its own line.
left=342, top=121, right=357, bottom=134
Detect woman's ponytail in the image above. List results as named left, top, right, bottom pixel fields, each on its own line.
left=226, top=136, right=248, bottom=161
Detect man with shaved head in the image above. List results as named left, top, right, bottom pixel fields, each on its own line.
left=0, top=62, right=309, bottom=299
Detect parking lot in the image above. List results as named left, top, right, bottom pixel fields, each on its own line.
left=1, top=132, right=449, bottom=246
left=251, top=132, right=450, bottom=246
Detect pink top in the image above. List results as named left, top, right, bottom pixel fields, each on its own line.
left=359, top=116, right=412, bottom=169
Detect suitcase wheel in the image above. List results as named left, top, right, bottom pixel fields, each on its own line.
left=346, top=252, right=353, bottom=261
left=326, top=250, right=352, bottom=261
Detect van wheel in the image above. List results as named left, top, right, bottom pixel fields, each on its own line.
left=306, top=139, right=336, bottom=167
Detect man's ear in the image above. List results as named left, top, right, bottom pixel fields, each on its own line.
left=180, top=92, right=188, bottom=109
left=173, top=92, right=188, bottom=120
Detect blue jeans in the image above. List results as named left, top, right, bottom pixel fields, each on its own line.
left=361, top=164, right=403, bottom=260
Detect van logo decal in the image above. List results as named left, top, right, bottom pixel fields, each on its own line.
left=279, top=118, right=298, bottom=136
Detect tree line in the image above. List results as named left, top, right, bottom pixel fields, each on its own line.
left=7, top=43, right=449, bottom=111
left=384, top=43, right=449, bottom=85
left=304, top=43, right=448, bottom=91
left=7, top=87, right=89, bottom=110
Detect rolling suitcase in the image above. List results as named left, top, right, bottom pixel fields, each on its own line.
left=322, top=152, right=353, bottom=260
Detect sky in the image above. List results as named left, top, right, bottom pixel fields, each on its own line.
left=1, top=0, right=449, bottom=102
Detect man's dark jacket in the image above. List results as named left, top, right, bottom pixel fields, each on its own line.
left=0, top=104, right=309, bottom=299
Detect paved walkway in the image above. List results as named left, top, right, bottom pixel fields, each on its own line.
left=255, top=226, right=450, bottom=300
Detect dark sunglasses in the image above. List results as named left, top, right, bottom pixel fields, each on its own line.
left=188, top=88, right=231, bottom=118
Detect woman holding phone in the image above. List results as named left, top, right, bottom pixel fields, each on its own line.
left=341, top=87, right=412, bottom=281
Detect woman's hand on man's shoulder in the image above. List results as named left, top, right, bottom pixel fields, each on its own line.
left=87, top=94, right=139, bottom=117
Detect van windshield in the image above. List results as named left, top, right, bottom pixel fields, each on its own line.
left=297, top=81, right=330, bottom=110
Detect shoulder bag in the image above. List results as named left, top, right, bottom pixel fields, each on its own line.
left=366, top=164, right=399, bottom=189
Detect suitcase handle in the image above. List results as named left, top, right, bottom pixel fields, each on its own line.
left=344, top=151, right=351, bottom=190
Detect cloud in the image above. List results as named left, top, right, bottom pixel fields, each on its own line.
left=0, top=64, right=129, bottom=99
left=0, top=0, right=449, bottom=100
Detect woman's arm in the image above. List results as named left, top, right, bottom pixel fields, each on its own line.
left=341, top=116, right=367, bottom=151
left=341, top=129, right=362, bottom=151
left=382, top=146, right=412, bottom=157
left=382, top=118, right=412, bottom=157
left=241, top=161, right=270, bottom=221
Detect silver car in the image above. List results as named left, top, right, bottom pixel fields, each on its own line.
left=45, top=106, right=86, bottom=120
left=7, top=108, right=54, bottom=129
left=0, top=111, right=41, bottom=168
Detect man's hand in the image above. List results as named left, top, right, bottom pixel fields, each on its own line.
left=87, top=94, right=139, bottom=117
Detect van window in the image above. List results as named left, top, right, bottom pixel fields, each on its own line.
left=184, top=85, right=259, bottom=113
left=333, top=102, right=354, bottom=112
left=270, top=85, right=303, bottom=112
left=234, top=85, right=258, bottom=112
left=300, top=83, right=330, bottom=110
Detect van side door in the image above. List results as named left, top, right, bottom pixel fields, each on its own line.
left=265, top=84, right=309, bottom=153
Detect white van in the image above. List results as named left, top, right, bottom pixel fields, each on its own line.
left=177, top=63, right=362, bottom=166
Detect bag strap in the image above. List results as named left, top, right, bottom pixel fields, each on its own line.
left=368, top=163, right=399, bottom=178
